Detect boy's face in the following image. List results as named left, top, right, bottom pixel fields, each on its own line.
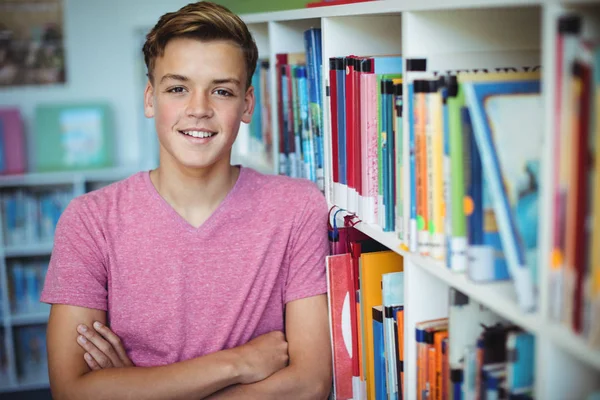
left=144, top=38, right=254, bottom=171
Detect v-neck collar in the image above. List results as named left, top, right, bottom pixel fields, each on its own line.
left=143, top=165, right=246, bottom=234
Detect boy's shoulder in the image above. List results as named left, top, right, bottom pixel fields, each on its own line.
left=68, top=171, right=146, bottom=211
left=241, top=167, right=327, bottom=219
left=243, top=167, right=324, bottom=203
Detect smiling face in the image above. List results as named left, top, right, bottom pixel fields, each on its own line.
left=144, top=37, right=254, bottom=171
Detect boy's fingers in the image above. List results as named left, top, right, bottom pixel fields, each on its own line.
left=77, top=334, right=112, bottom=369
left=84, top=352, right=101, bottom=371
left=92, top=321, right=133, bottom=366
left=77, top=324, right=121, bottom=367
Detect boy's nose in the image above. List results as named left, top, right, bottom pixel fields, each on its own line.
left=185, top=92, right=214, bottom=119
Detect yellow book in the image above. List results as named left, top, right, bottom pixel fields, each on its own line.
left=360, top=251, right=404, bottom=400
left=430, top=84, right=445, bottom=260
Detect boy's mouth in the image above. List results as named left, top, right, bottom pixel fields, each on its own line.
left=179, top=130, right=217, bottom=139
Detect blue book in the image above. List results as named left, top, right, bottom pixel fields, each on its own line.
left=296, top=66, right=314, bottom=182
left=408, top=82, right=417, bottom=252
left=304, top=28, right=324, bottom=190
left=386, top=80, right=396, bottom=232
left=373, top=56, right=403, bottom=75
left=372, top=306, right=387, bottom=400
left=464, top=79, right=541, bottom=312
left=462, top=107, right=509, bottom=283
left=506, top=331, right=534, bottom=396
left=381, top=79, right=390, bottom=231
left=250, top=65, right=262, bottom=150
left=382, top=272, right=404, bottom=400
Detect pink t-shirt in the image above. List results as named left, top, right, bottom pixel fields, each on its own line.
left=41, top=167, right=329, bottom=367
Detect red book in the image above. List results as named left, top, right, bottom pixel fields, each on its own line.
left=326, top=253, right=354, bottom=400
left=275, top=54, right=288, bottom=175
left=345, top=57, right=357, bottom=210
left=572, top=58, right=591, bottom=333
left=0, top=109, right=26, bottom=175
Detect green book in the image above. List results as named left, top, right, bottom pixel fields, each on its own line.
left=34, top=103, right=114, bottom=172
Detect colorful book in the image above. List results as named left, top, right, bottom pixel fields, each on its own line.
left=463, top=77, right=542, bottom=312
left=326, top=254, right=354, bottom=400
left=360, top=251, right=403, bottom=400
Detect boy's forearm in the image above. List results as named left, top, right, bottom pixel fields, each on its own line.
left=57, top=349, right=243, bottom=400
left=206, top=364, right=331, bottom=400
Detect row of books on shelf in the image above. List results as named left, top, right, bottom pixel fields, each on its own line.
left=326, top=47, right=542, bottom=310
left=548, top=14, right=600, bottom=348
left=9, top=259, right=50, bottom=316
left=269, top=28, right=325, bottom=191
left=249, top=60, right=273, bottom=160
left=0, top=325, right=47, bottom=388
left=1, top=189, right=72, bottom=247
left=296, top=14, right=599, bottom=352
left=326, top=227, right=538, bottom=400
left=0, top=103, right=115, bottom=175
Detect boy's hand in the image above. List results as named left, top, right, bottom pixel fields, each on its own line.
left=233, top=331, right=289, bottom=384
left=76, top=321, right=134, bottom=370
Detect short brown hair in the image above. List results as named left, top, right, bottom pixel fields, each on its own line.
left=143, top=1, right=258, bottom=88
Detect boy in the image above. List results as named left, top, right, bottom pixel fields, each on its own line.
left=40, top=2, right=332, bottom=399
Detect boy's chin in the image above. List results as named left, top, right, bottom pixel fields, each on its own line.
left=175, top=155, right=227, bottom=171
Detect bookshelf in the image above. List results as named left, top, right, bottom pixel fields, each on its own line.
left=239, top=0, right=600, bottom=399
left=0, top=167, right=136, bottom=393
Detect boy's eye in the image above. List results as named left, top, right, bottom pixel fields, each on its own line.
left=215, top=89, right=233, bottom=97
left=167, top=87, right=186, bottom=94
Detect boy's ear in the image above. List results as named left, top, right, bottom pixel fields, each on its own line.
left=144, top=81, right=155, bottom=118
left=241, top=85, right=255, bottom=124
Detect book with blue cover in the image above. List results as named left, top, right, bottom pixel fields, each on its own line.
left=463, top=78, right=542, bottom=312
left=304, top=28, right=324, bottom=191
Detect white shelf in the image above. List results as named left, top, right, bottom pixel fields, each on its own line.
left=351, top=219, right=544, bottom=332
left=0, top=167, right=138, bottom=188
left=10, top=312, right=49, bottom=326
left=3, top=243, right=53, bottom=258
left=547, top=322, right=600, bottom=371
left=333, top=215, right=600, bottom=371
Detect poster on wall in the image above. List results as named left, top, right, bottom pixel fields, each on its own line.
left=0, top=0, right=66, bottom=87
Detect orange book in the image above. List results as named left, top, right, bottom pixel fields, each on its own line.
left=428, top=346, right=436, bottom=400
left=415, top=80, right=429, bottom=255
left=396, top=308, right=405, bottom=397
left=360, top=251, right=403, bottom=400
left=416, top=319, right=447, bottom=400
left=434, top=330, right=449, bottom=400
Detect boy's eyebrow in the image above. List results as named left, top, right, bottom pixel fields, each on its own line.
left=159, top=73, right=189, bottom=85
left=212, top=78, right=241, bottom=86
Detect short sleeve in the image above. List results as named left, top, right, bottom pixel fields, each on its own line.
left=40, top=197, right=108, bottom=310
left=284, top=184, right=329, bottom=304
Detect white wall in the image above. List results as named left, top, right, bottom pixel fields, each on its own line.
left=0, top=0, right=192, bottom=170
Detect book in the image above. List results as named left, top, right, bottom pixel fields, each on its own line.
left=34, top=103, right=114, bottom=172
left=463, top=77, right=542, bottom=312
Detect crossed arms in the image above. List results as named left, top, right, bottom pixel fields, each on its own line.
left=46, top=294, right=332, bottom=400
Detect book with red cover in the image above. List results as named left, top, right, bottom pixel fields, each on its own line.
left=326, top=253, right=354, bottom=400
left=276, top=54, right=288, bottom=175
left=345, top=56, right=357, bottom=212
left=329, top=58, right=341, bottom=190
left=0, top=108, right=26, bottom=175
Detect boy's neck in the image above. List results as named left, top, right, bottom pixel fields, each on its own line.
left=149, top=157, right=240, bottom=227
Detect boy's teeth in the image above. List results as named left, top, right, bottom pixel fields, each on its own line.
left=183, top=130, right=215, bottom=138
